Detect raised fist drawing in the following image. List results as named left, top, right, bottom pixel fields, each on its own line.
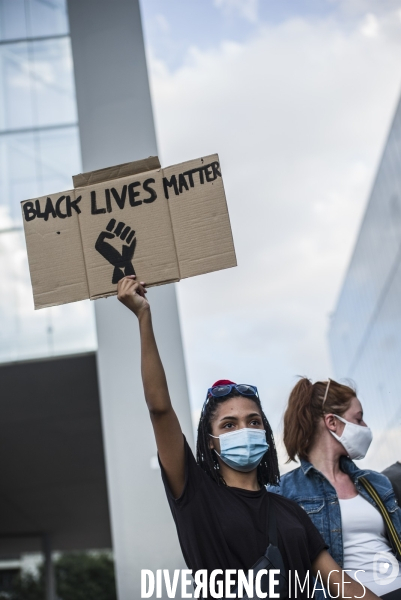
left=95, top=219, right=136, bottom=284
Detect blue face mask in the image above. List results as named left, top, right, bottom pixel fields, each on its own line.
left=210, top=428, right=269, bottom=472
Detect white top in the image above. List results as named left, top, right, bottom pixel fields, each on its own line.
left=339, top=493, right=401, bottom=595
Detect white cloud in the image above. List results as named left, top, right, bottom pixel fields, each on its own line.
left=213, top=0, right=259, bottom=23
left=147, top=8, right=401, bottom=465
left=155, top=13, right=170, bottom=34
left=360, top=12, right=380, bottom=36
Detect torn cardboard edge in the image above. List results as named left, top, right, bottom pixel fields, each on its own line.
left=72, top=156, right=161, bottom=188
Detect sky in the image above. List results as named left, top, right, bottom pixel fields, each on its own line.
left=138, top=0, right=401, bottom=466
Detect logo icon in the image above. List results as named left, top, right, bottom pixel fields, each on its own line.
left=373, top=551, right=400, bottom=586
left=95, top=219, right=137, bottom=283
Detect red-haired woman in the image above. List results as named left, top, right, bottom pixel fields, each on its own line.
left=270, top=378, right=401, bottom=599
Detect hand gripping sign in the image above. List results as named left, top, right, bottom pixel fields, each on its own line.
left=21, top=154, right=237, bottom=309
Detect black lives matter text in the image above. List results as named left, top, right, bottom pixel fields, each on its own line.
left=22, top=160, right=221, bottom=223
left=162, top=161, right=221, bottom=199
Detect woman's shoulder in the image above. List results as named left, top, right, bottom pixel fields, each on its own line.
left=266, top=465, right=305, bottom=497
left=280, top=465, right=304, bottom=482
left=360, top=467, right=398, bottom=499
left=342, top=456, right=397, bottom=495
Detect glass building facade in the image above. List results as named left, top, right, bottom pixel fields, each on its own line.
left=328, top=96, right=401, bottom=471
left=0, top=0, right=96, bottom=363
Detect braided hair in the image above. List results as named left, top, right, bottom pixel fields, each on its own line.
left=196, top=386, right=280, bottom=487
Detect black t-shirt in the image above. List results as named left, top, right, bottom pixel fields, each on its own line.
left=383, top=462, right=401, bottom=505
left=160, top=437, right=326, bottom=597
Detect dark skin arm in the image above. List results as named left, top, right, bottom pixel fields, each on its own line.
left=117, top=275, right=185, bottom=498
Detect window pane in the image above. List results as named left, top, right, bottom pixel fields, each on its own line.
left=0, top=131, right=37, bottom=224
left=0, top=0, right=68, bottom=42
left=0, top=125, right=81, bottom=226
left=0, top=37, right=77, bottom=131
left=0, top=42, right=34, bottom=130
left=0, top=0, right=27, bottom=41
left=0, top=231, right=96, bottom=363
left=26, top=0, right=68, bottom=38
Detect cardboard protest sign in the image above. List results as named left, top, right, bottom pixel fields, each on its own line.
left=21, top=154, right=236, bottom=309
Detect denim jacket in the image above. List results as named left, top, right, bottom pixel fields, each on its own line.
left=268, top=457, right=401, bottom=567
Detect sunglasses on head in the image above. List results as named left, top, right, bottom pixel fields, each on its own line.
left=201, top=384, right=259, bottom=415
left=208, top=383, right=258, bottom=398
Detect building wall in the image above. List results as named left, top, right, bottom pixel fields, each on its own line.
left=0, top=0, right=96, bottom=363
left=328, top=96, right=401, bottom=471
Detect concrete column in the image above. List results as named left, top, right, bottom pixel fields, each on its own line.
left=67, top=1, right=194, bottom=598
left=42, top=535, right=56, bottom=600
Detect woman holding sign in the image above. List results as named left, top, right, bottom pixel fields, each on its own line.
left=117, top=275, right=379, bottom=600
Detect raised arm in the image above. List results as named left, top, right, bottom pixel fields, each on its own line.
left=117, top=275, right=185, bottom=498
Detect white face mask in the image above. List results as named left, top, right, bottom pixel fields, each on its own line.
left=329, top=414, right=373, bottom=460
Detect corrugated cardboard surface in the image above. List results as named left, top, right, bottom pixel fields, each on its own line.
left=72, top=156, right=161, bottom=188
left=77, top=169, right=179, bottom=299
left=22, top=191, right=89, bottom=309
left=21, top=154, right=236, bottom=309
left=164, top=154, right=237, bottom=279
